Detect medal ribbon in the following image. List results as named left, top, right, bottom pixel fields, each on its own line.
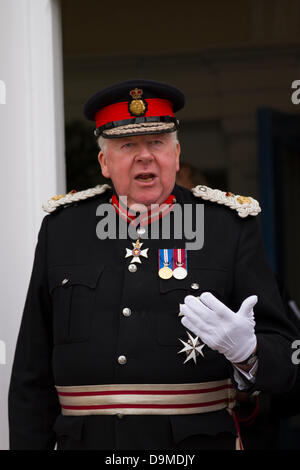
left=159, top=249, right=172, bottom=270
left=173, top=249, right=187, bottom=270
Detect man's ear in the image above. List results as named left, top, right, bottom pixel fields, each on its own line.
left=98, top=150, right=110, bottom=178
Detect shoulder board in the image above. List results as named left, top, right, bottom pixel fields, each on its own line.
left=42, top=184, right=111, bottom=213
left=191, top=185, right=261, bottom=218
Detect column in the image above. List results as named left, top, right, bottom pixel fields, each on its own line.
left=0, top=0, right=65, bottom=449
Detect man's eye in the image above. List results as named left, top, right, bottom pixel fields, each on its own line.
left=121, top=143, right=133, bottom=149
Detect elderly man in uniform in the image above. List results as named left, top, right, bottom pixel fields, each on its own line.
left=9, top=80, right=297, bottom=450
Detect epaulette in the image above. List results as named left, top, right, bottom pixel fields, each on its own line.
left=191, top=185, right=261, bottom=218
left=42, top=184, right=111, bottom=213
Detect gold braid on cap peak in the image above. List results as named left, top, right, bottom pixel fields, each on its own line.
left=42, top=184, right=111, bottom=213
left=191, top=185, right=261, bottom=218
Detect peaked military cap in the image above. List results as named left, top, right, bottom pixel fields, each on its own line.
left=83, top=79, right=185, bottom=138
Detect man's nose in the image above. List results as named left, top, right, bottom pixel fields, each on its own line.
left=136, top=143, right=154, bottom=162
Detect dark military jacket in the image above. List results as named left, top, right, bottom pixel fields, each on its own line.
left=8, top=184, right=297, bottom=450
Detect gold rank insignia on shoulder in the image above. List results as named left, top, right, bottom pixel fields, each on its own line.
left=42, top=184, right=111, bottom=213
left=51, top=194, right=66, bottom=201
left=191, top=185, right=261, bottom=218
left=128, top=88, right=147, bottom=116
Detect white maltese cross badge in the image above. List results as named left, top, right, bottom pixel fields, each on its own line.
left=178, top=331, right=205, bottom=364
left=125, top=239, right=149, bottom=264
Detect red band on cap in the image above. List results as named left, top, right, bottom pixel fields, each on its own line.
left=95, top=98, right=174, bottom=128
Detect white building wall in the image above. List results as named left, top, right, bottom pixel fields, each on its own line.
left=0, top=0, right=65, bottom=449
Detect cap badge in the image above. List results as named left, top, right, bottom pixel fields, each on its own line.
left=128, top=88, right=147, bottom=116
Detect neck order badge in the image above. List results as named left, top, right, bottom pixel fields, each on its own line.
left=125, top=239, right=149, bottom=264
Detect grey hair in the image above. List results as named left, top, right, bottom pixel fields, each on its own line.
left=97, top=131, right=179, bottom=154
left=98, top=135, right=107, bottom=153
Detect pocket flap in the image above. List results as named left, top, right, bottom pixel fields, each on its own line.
left=170, top=410, right=236, bottom=444
left=53, top=414, right=84, bottom=441
left=48, top=265, right=104, bottom=293
left=160, top=267, right=227, bottom=296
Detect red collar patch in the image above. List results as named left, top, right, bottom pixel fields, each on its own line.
left=111, top=194, right=176, bottom=227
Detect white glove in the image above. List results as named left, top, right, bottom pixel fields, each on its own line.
left=180, top=292, right=258, bottom=363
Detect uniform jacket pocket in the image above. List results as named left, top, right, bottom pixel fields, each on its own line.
left=158, top=267, right=228, bottom=346
left=159, top=267, right=228, bottom=297
left=48, top=265, right=104, bottom=345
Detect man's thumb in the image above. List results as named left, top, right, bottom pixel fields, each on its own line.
left=238, top=295, right=258, bottom=318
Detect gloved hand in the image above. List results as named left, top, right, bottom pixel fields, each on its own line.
left=180, top=292, right=258, bottom=364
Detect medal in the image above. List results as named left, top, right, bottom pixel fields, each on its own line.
left=125, top=239, right=149, bottom=264
left=178, top=331, right=205, bottom=364
left=173, top=249, right=187, bottom=280
left=159, top=266, right=173, bottom=279
left=158, top=249, right=173, bottom=279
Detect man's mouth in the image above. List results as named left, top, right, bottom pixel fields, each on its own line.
left=135, top=173, right=156, bottom=183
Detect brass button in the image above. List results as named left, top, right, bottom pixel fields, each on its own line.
left=122, top=308, right=131, bottom=317
left=117, top=413, right=123, bottom=419
left=128, top=264, right=137, bottom=273
left=191, top=283, right=199, bottom=290
left=61, top=278, right=69, bottom=286
left=117, top=355, right=127, bottom=365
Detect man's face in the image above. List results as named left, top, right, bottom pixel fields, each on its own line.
left=98, top=133, right=180, bottom=208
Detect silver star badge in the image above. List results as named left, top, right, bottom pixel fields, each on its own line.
left=125, top=239, right=149, bottom=264
left=178, top=331, right=205, bottom=364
